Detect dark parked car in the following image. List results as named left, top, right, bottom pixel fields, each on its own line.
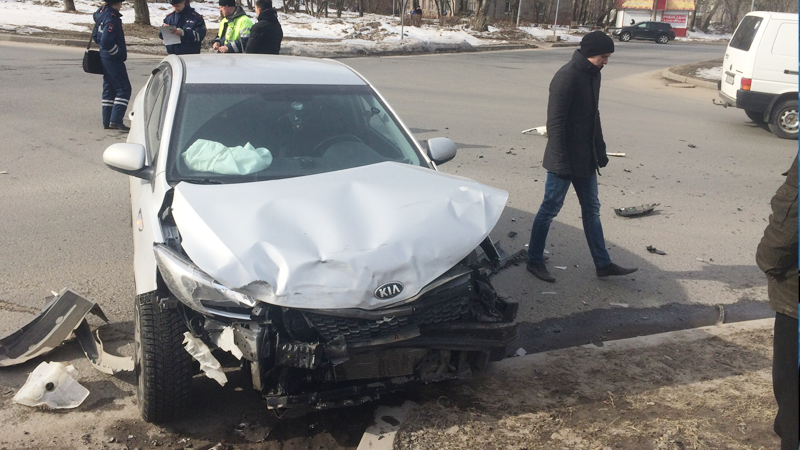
left=613, top=21, right=676, bottom=44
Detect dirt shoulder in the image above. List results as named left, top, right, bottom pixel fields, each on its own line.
left=396, top=320, right=779, bottom=450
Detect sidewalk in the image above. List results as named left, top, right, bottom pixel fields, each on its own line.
left=391, top=319, right=779, bottom=450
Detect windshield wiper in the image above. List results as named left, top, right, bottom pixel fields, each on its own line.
left=177, top=177, right=224, bottom=185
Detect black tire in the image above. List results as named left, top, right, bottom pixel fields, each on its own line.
left=135, top=294, right=193, bottom=423
left=745, top=109, right=765, bottom=123
left=768, top=99, right=799, bottom=139
left=619, top=32, right=631, bottom=42
left=656, top=34, right=669, bottom=44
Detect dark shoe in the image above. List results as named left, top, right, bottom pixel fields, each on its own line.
left=527, top=263, right=555, bottom=282
left=596, top=263, right=638, bottom=278
left=103, top=123, right=110, bottom=129
left=108, top=122, right=130, bottom=131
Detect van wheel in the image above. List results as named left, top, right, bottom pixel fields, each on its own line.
left=135, top=293, right=193, bottom=423
left=745, top=110, right=765, bottom=123
left=768, top=99, right=799, bottom=140
left=619, top=32, right=631, bottom=42
left=656, top=34, right=669, bottom=44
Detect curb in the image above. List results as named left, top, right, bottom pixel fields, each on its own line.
left=0, top=32, right=537, bottom=57
left=496, top=318, right=774, bottom=370
left=662, top=66, right=718, bottom=89
left=354, top=318, right=774, bottom=449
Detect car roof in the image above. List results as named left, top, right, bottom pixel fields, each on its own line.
left=173, top=55, right=368, bottom=86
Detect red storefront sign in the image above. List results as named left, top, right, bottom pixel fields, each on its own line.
left=661, top=13, right=686, bottom=25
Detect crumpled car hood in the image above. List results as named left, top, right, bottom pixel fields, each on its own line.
left=171, top=162, right=508, bottom=310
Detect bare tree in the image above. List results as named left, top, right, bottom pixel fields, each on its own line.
left=63, top=0, right=76, bottom=13
left=133, top=0, right=151, bottom=25
left=471, top=0, right=492, bottom=30
left=700, top=1, right=720, bottom=31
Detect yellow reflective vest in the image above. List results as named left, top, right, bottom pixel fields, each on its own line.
left=214, top=7, right=253, bottom=53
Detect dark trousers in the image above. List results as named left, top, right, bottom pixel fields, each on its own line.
left=773, top=312, right=798, bottom=450
left=101, top=58, right=131, bottom=125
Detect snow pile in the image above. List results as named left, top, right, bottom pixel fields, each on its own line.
left=694, top=66, right=722, bottom=81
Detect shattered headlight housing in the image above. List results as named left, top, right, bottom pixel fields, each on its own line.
left=154, top=244, right=256, bottom=319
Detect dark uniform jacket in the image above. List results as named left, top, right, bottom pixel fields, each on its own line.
left=756, top=155, right=798, bottom=319
left=92, top=6, right=127, bottom=61
left=245, top=9, right=283, bottom=55
left=542, top=50, right=608, bottom=179
left=160, top=5, right=207, bottom=55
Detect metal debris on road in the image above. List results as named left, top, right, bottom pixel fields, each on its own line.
left=615, top=203, right=660, bottom=217
left=607, top=152, right=626, bottom=157
left=646, top=245, right=667, bottom=255
left=554, top=266, right=567, bottom=270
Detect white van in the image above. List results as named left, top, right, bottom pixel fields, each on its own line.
left=718, top=11, right=798, bottom=139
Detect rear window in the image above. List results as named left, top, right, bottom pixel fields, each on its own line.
left=729, top=16, right=763, bottom=51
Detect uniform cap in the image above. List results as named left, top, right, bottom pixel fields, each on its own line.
left=219, top=0, right=236, bottom=6
left=170, top=0, right=185, bottom=4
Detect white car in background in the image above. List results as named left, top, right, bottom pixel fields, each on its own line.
left=718, top=11, right=798, bottom=139
left=103, top=55, right=518, bottom=422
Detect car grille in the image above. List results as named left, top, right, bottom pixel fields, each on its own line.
left=304, top=276, right=473, bottom=344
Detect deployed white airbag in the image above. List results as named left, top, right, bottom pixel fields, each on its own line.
left=171, top=162, right=508, bottom=310
left=183, top=139, right=273, bottom=175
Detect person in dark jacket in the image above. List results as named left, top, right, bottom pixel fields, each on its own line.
left=756, top=155, right=798, bottom=450
left=245, top=0, right=282, bottom=54
left=526, top=31, right=636, bottom=282
left=92, top=0, right=131, bottom=131
left=159, top=0, right=207, bottom=55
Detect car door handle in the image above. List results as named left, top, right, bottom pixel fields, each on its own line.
left=784, top=70, right=798, bottom=75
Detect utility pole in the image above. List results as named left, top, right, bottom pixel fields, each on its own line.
left=552, top=0, right=560, bottom=38
left=515, top=0, right=522, bottom=27
left=401, top=0, right=407, bottom=39
left=750, top=0, right=755, bottom=11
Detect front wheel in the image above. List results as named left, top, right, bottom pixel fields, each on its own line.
left=768, top=99, right=799, bottom=140
left=135, top=293, right=193, bottom=423
left=619, top=32, right=631, bottom=42
left=656, top=34, right=669, bottom=44
left=745, top=109, right=765, bottom=123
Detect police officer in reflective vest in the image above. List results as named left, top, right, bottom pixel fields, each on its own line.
left=92, top=0, right=131, bottom=131
left=160, top=0, right=207, bottom=55
left=212, top=0, right=253, bottom=53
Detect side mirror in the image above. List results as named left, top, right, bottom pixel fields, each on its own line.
left=427, top=137, right=457, bottom=165
left=103, top=143, right=153, bottom=180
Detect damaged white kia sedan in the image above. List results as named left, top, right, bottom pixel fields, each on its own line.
left=103, top=55, right=518, bottom=423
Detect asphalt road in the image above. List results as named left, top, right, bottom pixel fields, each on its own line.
left=0, top=39, right=795, bottom=448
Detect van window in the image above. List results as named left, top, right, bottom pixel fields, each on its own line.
left=729, top=15, right=763, bottom=51
left=772, top=22, right=798, bottom=57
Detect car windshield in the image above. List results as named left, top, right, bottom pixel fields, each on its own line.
left=166, top=84, right=428, bottom=184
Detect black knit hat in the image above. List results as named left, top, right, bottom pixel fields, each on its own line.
left=579, top=31, right=615, bottom=57
left=219, top=0, right=236, bottom=6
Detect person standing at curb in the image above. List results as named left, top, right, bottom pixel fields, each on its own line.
left=526, top=31, right=636, bottom=283
left=212, top=0, right=253, bottom=54
left=245, top=0, right=283, bottom=55
left=756, top=154, right=798, bottom=450
left=159, top=0, right=207, bottom=55
left=92, top=0, right=131, bottom=131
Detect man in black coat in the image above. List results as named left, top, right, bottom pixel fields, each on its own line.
left=527, top=31, right=637, bottom=282
left=245, top=0, right=283, bottom=55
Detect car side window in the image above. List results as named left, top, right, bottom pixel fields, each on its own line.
left=636, top=23, right=647, bottom=28
left=144, top=68, right=172, bottom=164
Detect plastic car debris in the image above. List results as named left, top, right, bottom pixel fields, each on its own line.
left=0, top=289, right=108, bottom=367
left=209, top=326, right=243, bottom=360
left=521, top=126, right=547, bottom=136
left=514, top=348, right=527, bottom=356
left=12, top=361, right=89, bottom=409
left=73, top=321, right=134, bottom=374
left=609, top=302, right=629, bottom=308
left=615, top=203, right=659, bottom=217
left=607, top=152, right=626, bottom=157
left=646, top=245, right=667, bottom=255
left=182, top=332, right=227, bottom=386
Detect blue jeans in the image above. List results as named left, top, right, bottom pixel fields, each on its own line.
left=527, top=171, right=611, bottom=268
